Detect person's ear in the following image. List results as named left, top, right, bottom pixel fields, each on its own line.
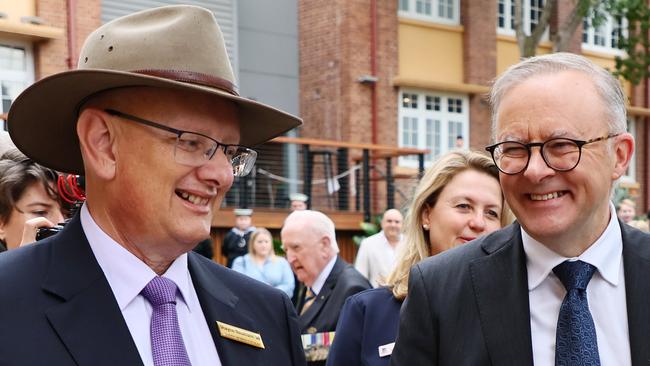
left=421, top=204, right=431, bottom=230
left=77, top=108, right=118, bottom=180
left=611, top=132, right=634, bottom=180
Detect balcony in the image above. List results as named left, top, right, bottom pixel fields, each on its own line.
left=211, top=136, right=428, bottom=264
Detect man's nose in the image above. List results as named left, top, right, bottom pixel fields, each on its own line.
left=523, top=148, right=555, bottom=182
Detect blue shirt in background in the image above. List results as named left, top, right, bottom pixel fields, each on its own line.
left=232, top=254, right=295, bottom=297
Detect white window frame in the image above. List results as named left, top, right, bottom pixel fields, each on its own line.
left=582, top=12, right=627, bottom=56
left=497, top=0, right=548, bottom=39
left=398, top=0, right=460, bottom=26
left=397, top=89, right=469, bottom=168
left=0, top=39, right=34, bottom=131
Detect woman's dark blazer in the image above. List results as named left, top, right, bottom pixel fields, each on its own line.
left=326, top=287, right=402, bottom=366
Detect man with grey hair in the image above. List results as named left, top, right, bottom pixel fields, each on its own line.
left=391, top=52, right=645, bottom=365
left=282, top=210, right=370, bottom=338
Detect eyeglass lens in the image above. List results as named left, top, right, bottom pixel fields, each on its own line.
left=173, top=132, right=257, bottom=177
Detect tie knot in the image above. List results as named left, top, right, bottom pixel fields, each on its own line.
left=553, top=260, right=596, bottom=291
left=141, top=276, right=178, bottom=307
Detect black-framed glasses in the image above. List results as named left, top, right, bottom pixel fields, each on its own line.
left=485, top=133, right=620, bottom=175
left=105, top=109, right=257, bottom=177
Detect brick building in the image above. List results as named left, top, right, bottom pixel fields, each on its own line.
left=299, top=0, right=650, bottom=213
left=1, top=0, right=649, bottom=216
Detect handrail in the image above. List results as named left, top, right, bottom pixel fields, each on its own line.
left=270, top=136, right=429, bottom=157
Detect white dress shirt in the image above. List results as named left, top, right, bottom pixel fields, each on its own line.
left=354, top=231, right=402, bottom=287
left=524, top=202, right=631, bottom=366
left=311, top=255, right=338, bottom=295
left=81, top=204, right=221, bottom=366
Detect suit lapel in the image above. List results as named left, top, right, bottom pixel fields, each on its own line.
left=299, top=257, right=343, bottom=331
left=189, top=254, right=263, bottom=366
left=469, top=224, right=534, bottom=365
left=43, top=216, right=143, bottom=366
left=621, top=224, right=650, bottom=366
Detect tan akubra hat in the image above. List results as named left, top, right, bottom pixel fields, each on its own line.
left=7, top=5, right=302, bottom=175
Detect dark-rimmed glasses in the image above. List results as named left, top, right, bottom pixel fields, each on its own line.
left=485, top=133, right=620, bottom=175
left=105, top=109, right=257, bottom=177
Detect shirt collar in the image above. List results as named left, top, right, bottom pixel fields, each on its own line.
left=522, top=201, right=622, bottom=290
left=80, top=203, right=194, bottom=311
left=312, top=255, right=338, bottom=295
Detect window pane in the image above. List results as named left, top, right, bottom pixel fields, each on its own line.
left=399, top=0, right=409, bottom=11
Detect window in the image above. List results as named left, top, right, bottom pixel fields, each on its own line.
left=0, top=41, right=34, bottom=131
left=582, top=12, right=627, bottom=54
left=398, top=90, right=469, bottom=167
left=398, top=0, right=459, bottom=25
left=497, top=0, right=549, bottom=37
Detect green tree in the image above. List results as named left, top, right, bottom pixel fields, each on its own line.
left=512, top=0, right=650, bottom=85
left=608, top=0, right=650, bottom=85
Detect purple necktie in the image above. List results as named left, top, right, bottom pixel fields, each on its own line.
left=141, top=276, right=192, bottom=366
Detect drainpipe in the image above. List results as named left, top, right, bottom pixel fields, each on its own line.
left=66, top=0, right=77, bottom=69
left=370, top=0, right=378, bottom=146
left=370, top=0, right=378, bottom=214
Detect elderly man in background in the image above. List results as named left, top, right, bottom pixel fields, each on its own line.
left=354, top=208, right=403, bottom=287
left=0, top=5, right=305, bottom=366
left=391, top=53, right=646, bottom=365
left=282, top=210, right=370, bottom=334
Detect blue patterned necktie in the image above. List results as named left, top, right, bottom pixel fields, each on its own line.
left=553, top=260, right=600, bottom=366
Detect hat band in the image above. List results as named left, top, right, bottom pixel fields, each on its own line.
left=133, top=69, right=239, bottom=96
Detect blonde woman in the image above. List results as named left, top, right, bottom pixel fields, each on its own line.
left=232, top=227, right=295, bottom=296
left=327, top=150, right=512, bottom=366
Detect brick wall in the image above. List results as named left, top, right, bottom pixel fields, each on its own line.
left=462, top=0, right=497, bottom=149
left=35, top=0, right=101, bottom=79
left=299, top=0, right=398, bottom=214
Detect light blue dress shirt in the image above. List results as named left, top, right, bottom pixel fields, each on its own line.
left=232, top=254, right=295, bottom=297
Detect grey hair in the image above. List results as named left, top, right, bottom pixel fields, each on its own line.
left=489, top=52, right=627, bottom=138
left=283, top=209, right=339, bottom=253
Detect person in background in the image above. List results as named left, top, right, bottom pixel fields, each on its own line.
left=455, top=135, right=464, bottom=148
left=354, top=208, right=404, bottom=287
left=392, top=52, right=641, bottom=365
left=233, top=227, right=295, bottom=296
left=617, top=198, right=636, bottom=223
left=221, top=208, right=256, bottom=267
left=290, top=192, right=309, bottom=211
left=327, top=150, right=510, bottom=366
left=282, top=209, right=371, bottom=366
left=0, top=149, right=65, bottom=251
left=627, top=219, right=649, bottom=233
left=192, top=237, right=214, bottom=259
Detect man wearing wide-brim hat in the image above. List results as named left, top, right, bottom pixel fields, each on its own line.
left=0, top=5, right=306, bottom=366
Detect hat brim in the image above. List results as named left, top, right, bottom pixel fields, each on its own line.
left=8, top=69, right=302, bottom=174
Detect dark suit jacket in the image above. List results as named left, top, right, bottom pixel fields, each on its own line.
left=390, top=221, right=650, bottom=366
left=326, top=287, right=402, bottom=366
left=0, top=215, right=306, bottom=366
left=295, top=256, right=371, bottom=334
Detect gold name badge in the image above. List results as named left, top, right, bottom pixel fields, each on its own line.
left=216, top=321, right=265, bottom=349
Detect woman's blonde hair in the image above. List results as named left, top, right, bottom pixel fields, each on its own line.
left=248, top=227, right=276, bottom=261
left=384, top=150, right=512, bottom=300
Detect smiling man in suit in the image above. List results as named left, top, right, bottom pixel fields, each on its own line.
left=0, top=5, right=305, bottom=366
left=281, top=210, right=370, bottom=363
left=391, top=53, right=646, bottom=366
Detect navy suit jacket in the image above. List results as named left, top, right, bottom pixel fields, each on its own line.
left=295, top=256, right=371, bottom=334
left=0, top=215, right=306, bottom=366
left=390, top=221, right=650, bottom=366
left=326, top=287, right=401, bottom=366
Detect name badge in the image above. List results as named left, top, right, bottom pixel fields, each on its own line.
left=216, top=321, right=265, bottom=349
left=378, top=342, right=395, bottom=358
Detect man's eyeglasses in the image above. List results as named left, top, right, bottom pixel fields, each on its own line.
left=485, top=133, right=620, bottom=175
left=105, top=109, right=257, bottom=177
